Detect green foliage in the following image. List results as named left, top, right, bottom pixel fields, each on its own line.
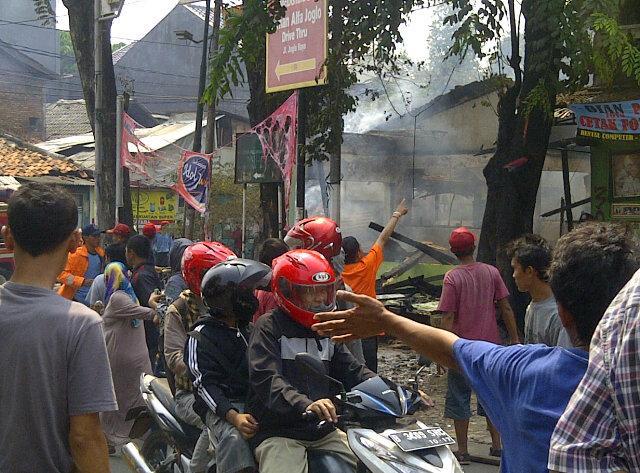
left=521, top=80, right=553, bottom=119
left=59, top=30, right=78, bottom=75
left=209, top=162, right=261, bottom=229
left=112, top=42, right=128, bottom=53
left=592, top=12, right=640, bottom=86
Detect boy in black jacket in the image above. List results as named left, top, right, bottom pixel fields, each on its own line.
left=185, top=259, right=272, bottom=473
left=247, top=250, right=375, bottom=473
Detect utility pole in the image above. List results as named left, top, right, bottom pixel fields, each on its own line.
left=115, top=94, right=123, bottom=222
left=94, top=0, right=104, bottom=225
left=296, top=88, right=307, bottom=220
left=204, top=0, right=223, bottom=241
left=185, top=0, right=212, bottom=240
left=329, top=0, right=345, bottom=225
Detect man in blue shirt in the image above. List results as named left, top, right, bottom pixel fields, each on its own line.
left=313, top=223, right=639, bottom=473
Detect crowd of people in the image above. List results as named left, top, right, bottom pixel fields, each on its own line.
left=2, top=182, right=640, bottom=473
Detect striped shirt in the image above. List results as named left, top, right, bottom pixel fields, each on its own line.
left=548, top=269, right=640, bottom=472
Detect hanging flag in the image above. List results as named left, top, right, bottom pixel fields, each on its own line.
left=174, top=150, right=211, bottom=214
left=253, top=91, right=299, bottom=208
left=120, top=113, right=177, bottom=187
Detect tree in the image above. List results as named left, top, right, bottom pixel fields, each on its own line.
left=58, top=31, right=77, bottom=75
left=205, top=0, right=426, bottom=239
left=427, top=0, right=640, bottom=327
left=36, top=1, right=132, bottom=229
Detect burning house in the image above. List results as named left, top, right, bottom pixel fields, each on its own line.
left=333, top=78, right=591, bottom=255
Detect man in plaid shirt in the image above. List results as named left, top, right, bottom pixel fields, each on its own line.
left=549, top=269, right=640, bottom=472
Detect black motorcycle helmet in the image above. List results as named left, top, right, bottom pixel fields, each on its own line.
left=200, top=258, right=272, bottom=325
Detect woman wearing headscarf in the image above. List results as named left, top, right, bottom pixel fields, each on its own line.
left=100, top=262, right=157, bottom=449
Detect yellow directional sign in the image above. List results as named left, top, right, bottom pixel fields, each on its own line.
left=266, top=0, right=328, bottom=93
left=275, top=58, right=317, bottom=80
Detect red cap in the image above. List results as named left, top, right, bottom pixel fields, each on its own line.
left=142, top=222, right=157, bottom=238
left=105, top=223, right=131, bottom=237
left=449, top=227, right=475, bottom=254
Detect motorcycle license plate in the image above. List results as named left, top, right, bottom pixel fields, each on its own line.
left=389, top=427, right=455, bottom=452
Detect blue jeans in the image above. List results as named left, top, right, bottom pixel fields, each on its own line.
left=444, top=369, right=487, bottom=420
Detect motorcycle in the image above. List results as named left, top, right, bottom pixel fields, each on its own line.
left=123, top=374, right=215, bottom=473
left=295, top=353, right=463, bottom=473
left=122, top=374, right=355, bottom=473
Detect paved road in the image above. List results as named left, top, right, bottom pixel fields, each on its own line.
left=110, top=455, right=500, bottom=472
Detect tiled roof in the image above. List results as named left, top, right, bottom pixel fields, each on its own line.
left=44, top=100, right=92, bottom=140
left=0, top=135, right=87, bottom=178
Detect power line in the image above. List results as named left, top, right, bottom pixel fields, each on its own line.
left=0, top=18, right=203, bottom=49
left=0, top=40, right=204, bottom=80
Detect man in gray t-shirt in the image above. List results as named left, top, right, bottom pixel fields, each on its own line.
left=523, top=296, right=572, bottom=347
left=0, top=183, right=117, bottom=473
left=509, top=234, right=572, bottom=347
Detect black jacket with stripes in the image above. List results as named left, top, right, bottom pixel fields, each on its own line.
left=247, top=308, right=375, bottom=447
left=185, top=316, right=251, bottom=422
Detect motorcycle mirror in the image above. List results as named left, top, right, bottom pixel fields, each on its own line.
left=413, top=365, right=428, bottom=392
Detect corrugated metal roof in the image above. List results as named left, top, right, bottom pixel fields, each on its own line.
left=0, top=176, right=21, bottom=191
left=36, top=133, right=95, bottom=154
left=130, top=118, right=207, bottom=151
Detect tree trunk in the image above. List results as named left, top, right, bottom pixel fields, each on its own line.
left=244, top=16, right=285, bottom=241
left=63, top=0, right=118, bottom=229
left=477, top=0, right=563, bottom=331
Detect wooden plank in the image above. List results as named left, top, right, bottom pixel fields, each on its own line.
left=369, top=222, right=458, bottom=265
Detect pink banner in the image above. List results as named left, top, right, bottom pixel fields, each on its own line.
left=173, top=150, right=211, bottom=214
left=254, top=91, right=298, bottom=208
left=120, top=113, right=177, bottom=187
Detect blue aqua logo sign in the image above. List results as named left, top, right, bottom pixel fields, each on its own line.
left=182, top=154, right=210, bottom=205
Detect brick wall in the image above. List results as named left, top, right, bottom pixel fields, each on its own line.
left=0, top=79, right=46, bottom=142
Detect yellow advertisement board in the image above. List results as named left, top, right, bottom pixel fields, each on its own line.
left=131, top=189, right=177, bottom=222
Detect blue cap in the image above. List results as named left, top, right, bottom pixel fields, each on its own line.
left=82, top=223, right=102, bottom=237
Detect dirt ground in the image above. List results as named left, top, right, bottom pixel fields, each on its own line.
left=377, top=339, right=493, bottom=447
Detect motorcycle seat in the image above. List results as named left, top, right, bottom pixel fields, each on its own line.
left=150, top=378, right=177, bottom=414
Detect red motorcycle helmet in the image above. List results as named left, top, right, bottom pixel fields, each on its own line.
left=182, top=242, right=237, bottom=296
left=284, top=216, right=342, bottom=261
left=272, top=249, right=338, bottom=328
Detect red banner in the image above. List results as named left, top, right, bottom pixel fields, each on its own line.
left=254, top=91, right=298, bottom=208
left=173, top=151, right=211, bottom=214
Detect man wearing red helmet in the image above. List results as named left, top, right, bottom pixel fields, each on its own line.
left=247, top=249, right=375, bottom=473
left=435, top=227, right=519, bottom=464
left=284, top=216, right=343, bottom=262
left=163, top=241, right=236, bottom=472
left=285, top=216, right=365, bottom=364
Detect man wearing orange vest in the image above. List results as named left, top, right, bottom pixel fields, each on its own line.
left=58, top=224, right=105, bottom=304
